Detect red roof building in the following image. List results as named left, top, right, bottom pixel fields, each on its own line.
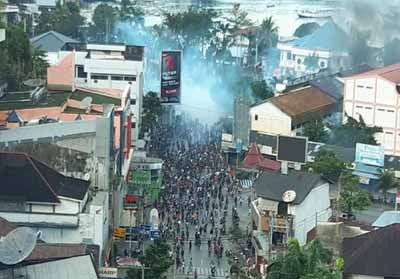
left=242, top=143, right=280, bottom=171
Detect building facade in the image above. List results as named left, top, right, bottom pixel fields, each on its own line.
left=343, top=64, right=400, bottom=155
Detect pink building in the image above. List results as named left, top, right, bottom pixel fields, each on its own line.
left=343, top=64, right=400, bottom=155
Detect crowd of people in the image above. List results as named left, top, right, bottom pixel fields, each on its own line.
left=148, top=117, right=243, bottom=277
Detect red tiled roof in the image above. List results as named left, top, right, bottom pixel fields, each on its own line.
left=0, top=217, right=16, bottom=237
left=242, top=143, right=280, bottom=171
left=346, top=63, right=400, bottom=84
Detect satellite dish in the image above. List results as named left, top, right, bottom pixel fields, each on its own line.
left=282, top=190, right=296, bottom=203
left=0, top=227, right=39, bottom=265
left=80, top=97, right=93, bottom=110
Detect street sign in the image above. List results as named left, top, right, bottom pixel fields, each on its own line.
left=98, top=267, right=118, bottom=279
left=131, top=170, right=151, bottom=185
left=114, top=227, right=126, bottom=238
left=150, top=230, right=160, bottom=238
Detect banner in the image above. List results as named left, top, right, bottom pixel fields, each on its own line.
left=160, top=51, right=181, bottom=104
left=131, top=170, right=151, bottom=185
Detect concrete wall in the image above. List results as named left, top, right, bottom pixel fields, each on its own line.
left=250, top=102, right=292, bottom=136
left=292, top=183, right=331, bottom=245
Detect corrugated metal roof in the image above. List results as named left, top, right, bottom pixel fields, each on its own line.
left=0, top=255, right=98, bottom=279
left=31, top=31, right=78, bottom=52
left=373, top=211, right=400, bottom=228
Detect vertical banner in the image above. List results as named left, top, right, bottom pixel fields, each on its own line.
left=160, top=51, right=182, bottom=104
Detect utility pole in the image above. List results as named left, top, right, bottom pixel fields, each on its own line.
left=141, top=184, right=145, bottom=279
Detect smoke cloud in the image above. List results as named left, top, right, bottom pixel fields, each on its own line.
left=114, top=21, right=236, bottom=124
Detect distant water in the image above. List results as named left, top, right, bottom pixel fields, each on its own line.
left=143, top=0, right=343, bottom=36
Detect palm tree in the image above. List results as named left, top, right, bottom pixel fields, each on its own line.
left=378, top=170, right=400, bottom=204
left=256, top=16, right=279, bottom=59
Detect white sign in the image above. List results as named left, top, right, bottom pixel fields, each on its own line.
left=282, top=190, right=296, bottom=203
left=98, top=267, right=118, bottom=278
left=355, top=143, right=385, bottom=167
left=150, top=208, right=159, bottom=230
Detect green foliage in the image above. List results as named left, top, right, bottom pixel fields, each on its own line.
left=338, top=173, right=371, bottom=214
left=304, top=119, right=328, bottom=143
left=89, top=4, right=117, bottom=42
left=267, top=238, right=340, bottom=279
left=256, top=16, right=279, bottom=55
left=141, top=91, right=162, bottom=134
left=227, top=3, right=252, bottom=32
left=294, top=22, right=320, bottom=38
left=383, top=38, right=400, bottom=66
left=304, top=53, right=320, bottom=72
left=126, top=239, right=173, bottom=279
left=118, top=0, right=144, bottom=24
left=250, top=79, right=274, bottom=101
left=31, top=48, right=49, bottom=79
left=331, top=115, right=382, bottom=148
left=378, top=169, right=400, bottom=203
left=309, top=150, right=346, bottom=182
left=36, top=2, right=85, bottom=39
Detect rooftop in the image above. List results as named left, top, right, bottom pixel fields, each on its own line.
left=342, top=224, right=400, bottom=278
left=242, top=143, right=280, bottom=171
left=346, top=63, right=400, bottom=84
left=0, top=152, right=90, bottom=203
left=0, top=91, right=70, bottom=111
left=372, top=211, right=400, bottom=228
left=254, top=170, right=325, bottom=204
left=70, top=89, right=121, bottom=106
left=269, top=86, right=336, bottom=126
left=288, top=20, right=350, bottom=53
left=31, top=31, right=79, bottom=53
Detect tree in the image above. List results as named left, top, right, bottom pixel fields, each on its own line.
left=383, top=38, right=400, bottom=66
left=141, top=91, right=162, bottom=134
left=349, top=27, right=373, bottom=67
left=89, top=4, right=117, bottom=42
left=31, top=47, right=48, bottom=79
left=294, top=22, right=320, bottom=38
left=250, top=79, right=273, bottom=101
left=267, top=238, right=341, bottom=279
left=256, top=16, right=279, bottom=60
left=304, top=53, right=320, bottom=73
left=338, top=173, right=371, bottom=214
left=126, top=239, right=173, bottom=279
left=227, top=3, right=252, bottom=33
left=36, top=2, right=85, bottom=39
left=378, top=169, right=400, bottom=203
left=309, top=150, right=346, bottom=182
left=304, top=119, right=328, bottom=143
left=118, top=0, right=144, bottom=24
left=331, top=115, right=382, bottom=148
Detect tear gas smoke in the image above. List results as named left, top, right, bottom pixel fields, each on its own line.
left=114, top=21, right=235, bottom=124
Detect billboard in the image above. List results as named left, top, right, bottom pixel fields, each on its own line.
left=355, top=143, right=384, bottom=167
left=160, top=51, right=181, bottom=104
left=131, top=170, right=151, bottom=185
left=277, top=135, right=308, bottom=164
left=98, top=267, right=118, bottom=279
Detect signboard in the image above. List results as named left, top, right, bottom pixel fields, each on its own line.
left=277, top=135, right=308, bottom=164
left=98, top=267, right=118, bottom=279
left=235, top=138, right=243, bottom=154
left=114, top=227, right=126, bottom=238
left=160, top=50, right=182, bottom=104
left=150, top=208, right=159, bottom=230
left=150, top=230, right=160, bottom=238
left=282, top=190, right=296, bottom=203
left=355, top=143, right=385, bottom=167
left=131, top=170, right=151, bottom=185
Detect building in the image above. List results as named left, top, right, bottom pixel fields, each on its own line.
left=342, top=63, right=400, bottom=155
left=342, top=224, right=400, bottom=279
left=251, top=170, right=331, bottom=266
left=0, top=28, right=5, bottom=42
left=277, top=21, right=350, bottom=78
left=0, top=152, right=111, bottom=264
left=233, top=94, right=251, bottom=147
left=48, top=43, right=145, bottom=143
left=0, top=4, right=19, bottom=26
left=30, top=31, right=79, bottom=65
left=250, top=86, right=337, bottom=136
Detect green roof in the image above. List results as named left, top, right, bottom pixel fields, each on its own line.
left=0, top=92, right=71, bottom=111
left=70, top=90, right=121, bottom=106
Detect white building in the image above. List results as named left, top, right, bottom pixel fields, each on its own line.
left=0, top=152, right=109, bottom=265
left=343, top=64, right=400, bottom=155
left=0, top=28, right=5, bottom=42
left=250, top=86, right=337, bottom=136
left=251, top=170, right=331, bottom=267
left=277, top=21, right=350, bottom=78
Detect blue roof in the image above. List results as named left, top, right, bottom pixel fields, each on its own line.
left=290, top=21, right=350, bottom=52
left=372, top=211, right=400, bottom=227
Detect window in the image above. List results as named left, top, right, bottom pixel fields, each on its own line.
left=320, top=61, right=326, bottom=68
left=131, top=122, right=136, bottom=129
left=366, top=86, right=373, bottom=89
left=378, top=108, right=385, bottom=111
left=387, top=110, right=395, bottom=113
left=286, top=52, right=292, bottom=60
left=130, top=99, right=136, bottom=105
left=356, top=105, right=364, bottom=109
left=91, top=74, right=108, bottom=80
left=124, top=76, right=136, bottom=81
left=76, top=65, right=87, bottom=78
left=365, top=107, right=372, bottom=110
left=111, top=75, right=123, bottom=81
left=255, top=114, right=258, bottom=121
left=297, top=58, right=302, bottom=65
left=357, top=85, right=364, bottom=88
